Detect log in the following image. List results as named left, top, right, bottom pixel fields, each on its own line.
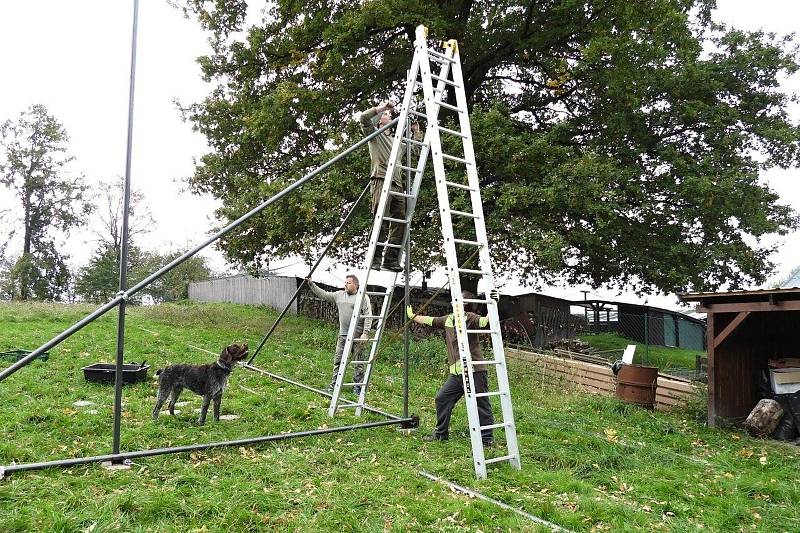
left=743, top=399, right=784, bottom=438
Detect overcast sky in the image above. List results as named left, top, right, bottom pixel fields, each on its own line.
left=0, top=1, right=798, bottom=310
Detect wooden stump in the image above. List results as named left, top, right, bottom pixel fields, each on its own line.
left=743, top=399, right=784, bottom=437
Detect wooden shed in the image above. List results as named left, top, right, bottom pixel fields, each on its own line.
left=679, top=288, right=800, bottom=427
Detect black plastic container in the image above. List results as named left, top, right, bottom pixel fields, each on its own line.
left=82, top=363, right=149, bottom=385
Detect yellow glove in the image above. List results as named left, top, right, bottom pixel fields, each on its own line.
left=406, top=305, right=415, bottom=320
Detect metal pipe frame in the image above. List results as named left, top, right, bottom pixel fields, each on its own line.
left=0, top=418, right=413, bottom=478
left=0, top=99, right=403, bottom=476
left=112, top=0, right=140, bottom=458
left=0, top=116, right=400, bottom=384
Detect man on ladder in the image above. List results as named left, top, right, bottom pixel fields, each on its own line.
left=359, top=100, right=422, bottom=271
left=406, top=290, right=499, bottom=447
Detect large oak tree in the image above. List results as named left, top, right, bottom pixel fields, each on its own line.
left=178, top=0, right=800, bottom=293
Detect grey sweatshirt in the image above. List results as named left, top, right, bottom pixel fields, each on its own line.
left=308, top=281, right=373, bottom=336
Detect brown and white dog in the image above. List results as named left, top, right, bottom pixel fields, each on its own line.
left=152, top=343, right=249, bottom=424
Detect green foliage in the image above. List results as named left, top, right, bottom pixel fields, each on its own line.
left=2, top=302, right=800, bottom=531
left=75, top=245, right=214, bottom=304
left=75, top=243, right=153, bottom=304
left=145, top=250, right=214, bottom=303
left=178, top=0, right=800, bottom=293
left=0, top=104, right=91, bottom=300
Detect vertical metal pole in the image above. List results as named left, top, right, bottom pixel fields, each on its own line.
left=644, top=310, right=650, bottom=366
left=112, top=0, right=139, bottom=457
left=402, top=87, right=412, bottom=418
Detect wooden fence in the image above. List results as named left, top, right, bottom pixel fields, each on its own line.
left=188, top=275, right=299, bottom=312
left=506, top=347, right=699, bottom=410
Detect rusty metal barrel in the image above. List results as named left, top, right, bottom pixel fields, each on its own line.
left=615, top=365, right=659, bottom=408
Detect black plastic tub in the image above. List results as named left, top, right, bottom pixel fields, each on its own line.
left=82, top=363, right=149, bottom=385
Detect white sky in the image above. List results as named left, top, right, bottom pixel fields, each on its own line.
left=0, top=0, right=798, bottom=310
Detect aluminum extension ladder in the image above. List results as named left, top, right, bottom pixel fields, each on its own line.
left=328, top=25, right=521, bottom=479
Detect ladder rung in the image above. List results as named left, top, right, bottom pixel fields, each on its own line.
left=465, top=329, right=500, bottom=334
left=359, top=315, right=383, bottom=320
left=485, top=454, right=516, bottom=465
left=437, top=101, right=466, bottom=113
left=408, top=110, right=428, bottom=119
left=437, top=125, right=467, bottom=138
left=414, top=81, right=444, bottom=95
left=342, top=381, right=367, bottom=387
left=389, top=190, right=414, bottom=198
left=335, top=403, right=363, bottom=410
left=480, top=422, right=509, bottom=431
left=474, top=391, right=505, bottom=398
left=453, top=238, right=482, bottom=246
left=378, top=241, right=403, bottom=249
left=383, top=216, right=409, bottom=224
left=349, top=356, right=376, bottom=363
left=441, top=153, right=470, bottom=164
left=366, top=290, right=389, bottom=296
left=458, top=268, right=490, bottom=275
left=353, top=338, right=378, bottom=344
left=449, top=209, right=480, bottom=219
left=428, top=49, right=456, bottom=63
left=396, top=164, right=420, bottom=172
left=430, top=73, right=460, bottom=87
left=445, top=180, right=475, bottom=191
left=472, top=360, right=503, bottom=366
left=462, top=298, right=491, bottom=304
left=403, top=137, right=426, bottom=147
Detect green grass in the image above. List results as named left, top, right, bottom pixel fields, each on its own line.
left=1, top=301, right=799, bottom=532
left=579, top=332, right=703, bottom=371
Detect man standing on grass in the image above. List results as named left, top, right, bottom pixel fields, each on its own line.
left=306, top=275, right=372, bottom=394
left=406, top=290, right=498, bottom=446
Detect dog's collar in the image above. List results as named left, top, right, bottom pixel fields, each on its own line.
left=216, top=360, right=233, bottom=373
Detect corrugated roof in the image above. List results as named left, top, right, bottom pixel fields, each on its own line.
left=679, top=287, right=800, bottom=303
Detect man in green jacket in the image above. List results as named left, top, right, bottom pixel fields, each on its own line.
left=359, top=100, right=422, bottom=272
left=406, top=290, right=496, bottom=446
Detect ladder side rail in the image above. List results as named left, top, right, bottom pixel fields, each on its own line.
left=449, top=50, right=521, bottom=470
left=398, top=51, right=455, bottom=237
left=352, top=61, right=455, bottom=415
left=419, top=40, right=488, bottom=479
left=329, top=47, right=423, bottom=416
left=354, top=282, right=397, bottom=415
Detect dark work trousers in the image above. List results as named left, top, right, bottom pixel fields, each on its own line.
left=330, top=335, right=365, bottom=387
left=434, top=371, right=494, bottom=442
left=370, top=177, right=406, bottom=264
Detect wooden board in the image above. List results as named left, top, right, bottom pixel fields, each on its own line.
left=507, top=347, right=699, bottom=410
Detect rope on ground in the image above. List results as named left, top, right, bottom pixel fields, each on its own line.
left=419, top=470, right=574, bottom=532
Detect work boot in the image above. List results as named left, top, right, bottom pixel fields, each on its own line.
left=423, top=433, right=448, bottom=442
left=482, top=438, right=494, bottom=448
left=383, top=254, right=403, bottom=272
left=324, top=383, right=335, bottom=393
left=352, top=386, right=361, bottom=395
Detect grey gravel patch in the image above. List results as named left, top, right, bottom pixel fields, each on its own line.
left=219, top=414, right=240, bottom=421
left=73, top=400, right=95, bottom=407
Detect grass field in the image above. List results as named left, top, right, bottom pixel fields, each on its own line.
left=579, top=332, right=703, bottom=370
left=1, top=301, right=799, bottom=532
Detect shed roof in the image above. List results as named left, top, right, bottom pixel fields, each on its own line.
left=678, top=287, right=800, bottom=305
